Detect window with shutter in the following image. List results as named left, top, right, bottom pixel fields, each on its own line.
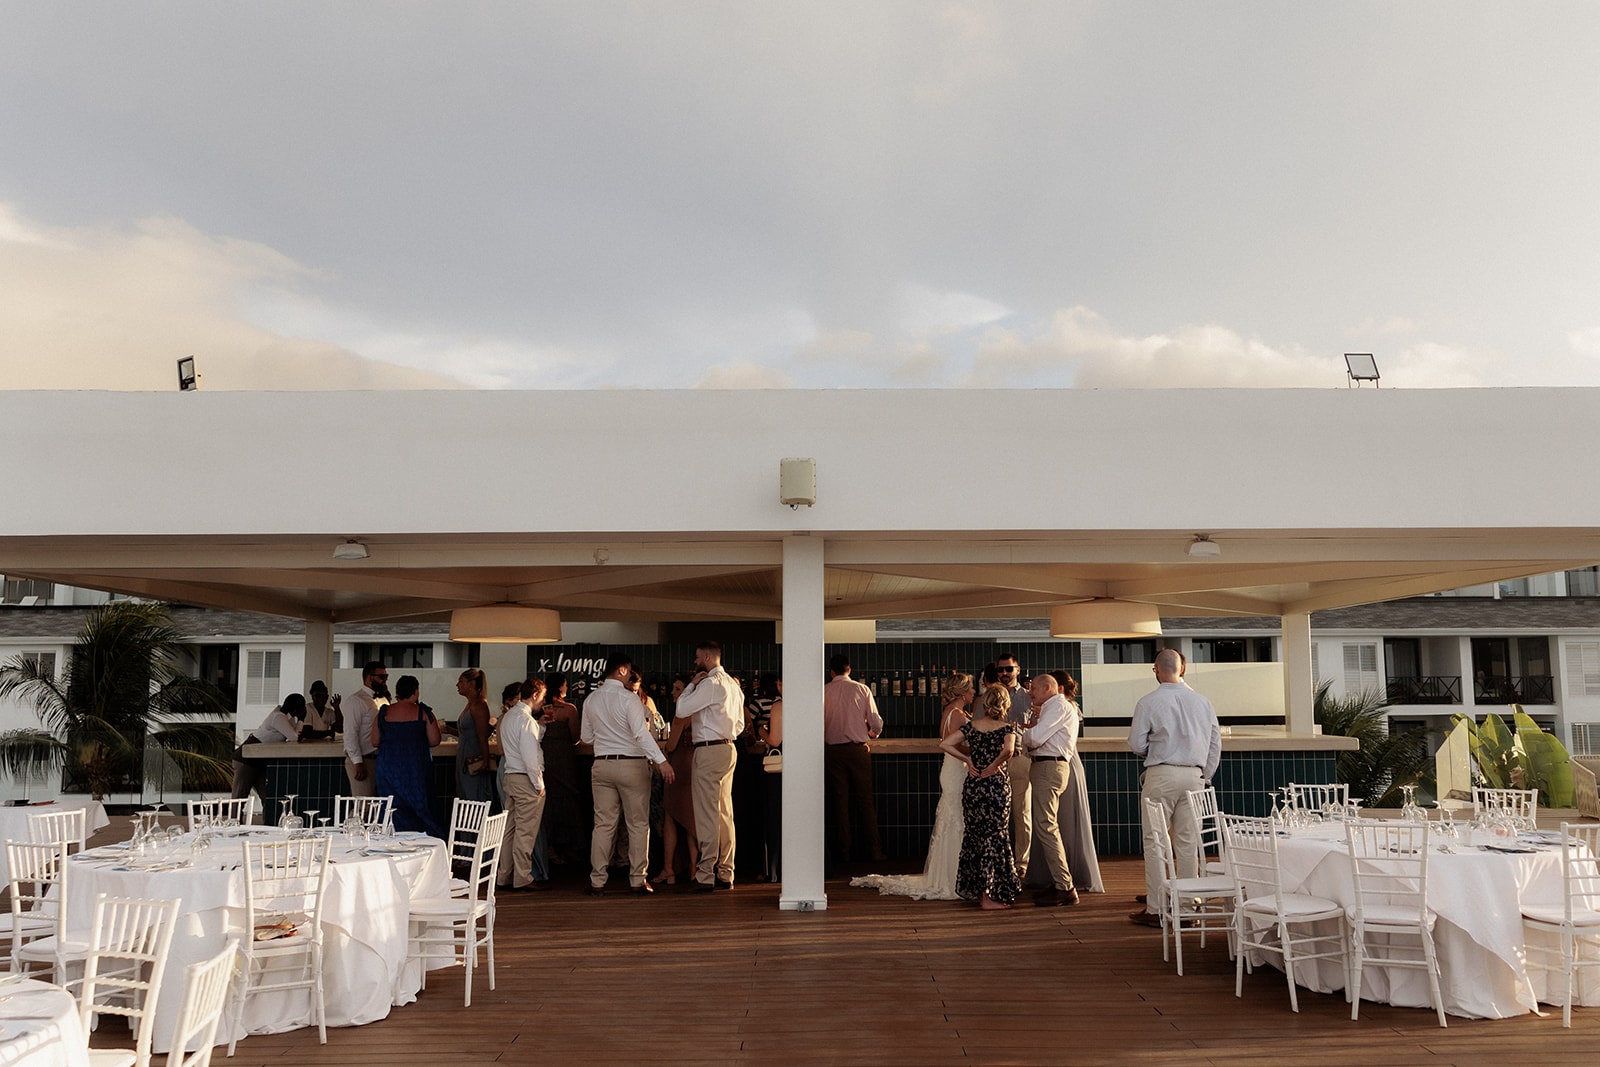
left=1565, top=641, right=1600, bottom=698
left=20, top=651, right=56, bottom=680
left=244, top=650, right=282, bottom=706
left=1342, top=643, right=1379, bottom=697
left=1311, top=644, right=1321, bottom=683
left=1078, top=642, right=1099, bottom=665
left=1571, top=723, right=1597, bottom=756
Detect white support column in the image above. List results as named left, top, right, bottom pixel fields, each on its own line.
left=779, top=534, right=827, bottom=911
left=1281, top=612, right=1315, bottom=735
left=304, top=618, right=335, bottom=692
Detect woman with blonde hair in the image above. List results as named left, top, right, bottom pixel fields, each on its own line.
left=854, top=671, right=974, bottom=900
left=945, top=682, right=1021, bottom=909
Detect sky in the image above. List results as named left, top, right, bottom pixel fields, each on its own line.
left=2, top=2, right=1598, bottom=392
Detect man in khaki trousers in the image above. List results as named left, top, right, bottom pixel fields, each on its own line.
left=671, top=641, right=745, bottom=891
left=581, top=653, right=675, bottom=894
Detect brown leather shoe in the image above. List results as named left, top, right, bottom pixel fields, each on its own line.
left=1129, top=909, right=1163, bottom=928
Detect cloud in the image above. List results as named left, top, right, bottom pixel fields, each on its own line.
left=696, top=360, right=793, bottom=389
left=969, top=306, right=1335, bottom=388
left=0, top=204, right=463, bottom=390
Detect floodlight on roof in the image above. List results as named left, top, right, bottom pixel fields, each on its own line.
left=177, top=356, right=198, bottom=391
left=1345, top=353, right=1380, bottom=388
left=333, top=540, right=369, bottom=561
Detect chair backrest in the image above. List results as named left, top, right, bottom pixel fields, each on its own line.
left=1473, top=787, right=1538, bottom=821
left=186, top=797, right=252, bottom=831
left=5, top=840, right=69, bottom=942
left=27, top=808, right=88, bottom=853
left=334, top=795, right=394, bottom=832
left=1558, top=822, right=1600, bottom=924
left=1345, top=819, right=1431, bottom=926
left=469, top=811, right=509, bottom=902
left=1186, top=786, right=1226, bottom=872
left=1220, top=813, right=1285, bottom=910
left=1288, top=783, right=1350, bottom=812
left=166, top=940, right=238, bottom=1067
left=447, top=797, right=493, bottom=869
left=77, top=894, right=182, bottom=1067
left=241, top=837, right=331, bottom=933
left=1143, top=797, right=1178, bottom=885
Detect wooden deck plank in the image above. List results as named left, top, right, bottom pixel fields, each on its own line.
left=60, top=819, right=1599, bottom=1066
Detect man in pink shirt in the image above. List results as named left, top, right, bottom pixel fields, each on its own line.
left=823, top=653, right=885, bottom=868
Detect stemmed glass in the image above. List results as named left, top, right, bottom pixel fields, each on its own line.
left=278, top=794, right=298, bottom=829
left=1399, top=784, right=1424, bottom=823
left=302, top=809, right=319, bottom=837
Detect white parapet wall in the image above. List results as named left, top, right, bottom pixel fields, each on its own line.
left=1082, top=662, right=1286, bottom=723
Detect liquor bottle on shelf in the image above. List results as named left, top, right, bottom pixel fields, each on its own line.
left=916, top=665, right=927, bottom=697
left=891, top=672, right=902, bottom=698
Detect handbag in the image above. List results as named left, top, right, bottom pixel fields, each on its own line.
left=762, top=747, right=782, bottom=774
left=466, top=755, right=495, bottom=776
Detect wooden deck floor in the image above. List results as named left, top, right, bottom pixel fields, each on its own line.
left=103, top=848, right=1600, bottom=1067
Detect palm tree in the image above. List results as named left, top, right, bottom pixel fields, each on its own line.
left=1313, top=680, right=1431, bottom=807
left=0, top=601, right=234, bottom=799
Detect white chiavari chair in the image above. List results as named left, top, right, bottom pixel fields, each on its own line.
left=1143, top=797, right=1234, bottom=975
left=1345, top=819, right=1446, bottom=1027
left=1521, top=822, right=1600, bottom=1027
left=408, top=810, right=506, bottom=1007
left=227, top=836, right=331, bottom=1055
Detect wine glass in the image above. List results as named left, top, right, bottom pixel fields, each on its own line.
left=302, top=809, right=319, bottom=836
left=278, top=795, right=299, bottom=830
left=1399, top=784, right=1423, bottom=823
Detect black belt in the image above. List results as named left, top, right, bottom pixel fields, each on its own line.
left=596, top=754, right=645, bottom=760
left=1032, top=755, right=1069, bottom=762
left=692, top=738, right=733, bottom=749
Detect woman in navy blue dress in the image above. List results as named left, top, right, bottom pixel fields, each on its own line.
left=370, top=674, right=444, bottom=837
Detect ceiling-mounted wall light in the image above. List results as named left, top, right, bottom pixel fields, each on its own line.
left=1049, top=599, right=1163, bottom=639
left=333, top=539, right=369, bottom=561
left=1187, top=535, right=1221, bottom=559
left=449, top=604, right=562, bottom=644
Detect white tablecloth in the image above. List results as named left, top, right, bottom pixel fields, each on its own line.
left=0, top=802, right=109, bottom=883
left=0, top=977, right=90, bottom=1067
left=1268, top=824, right=1592, bottom=1018
left=65, top=827, right=447, bottom=1053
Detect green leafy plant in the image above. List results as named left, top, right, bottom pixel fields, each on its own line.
left=0, top=602, right=234, bottom=799
left=1314, top=681, right=1430, bottom=807
left=1451, top=705, right=1575, bottom=808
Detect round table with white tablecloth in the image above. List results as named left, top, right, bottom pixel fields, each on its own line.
left=1261, top=821, right=1594, bottom=1018
left=0, top=977, right=90, bottom=1067
left=64, top=826, right=447, bottom=1054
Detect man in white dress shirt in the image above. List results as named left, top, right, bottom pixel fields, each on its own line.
left=582, top=653, right=675, bottom=895
left=497, top=677, right=549, bottom=892
left=342, top=661, right=387, bottom=797
left=672, top=641, right=745, bottom=891
left=1128, top=648, right=1222, bottom=926
left=1023, top=672, right=1081, bottom=907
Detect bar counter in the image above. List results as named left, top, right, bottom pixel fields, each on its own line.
left=249, top=732, right=1357, bottom=860
left=867, top=731, right=1357, bottom=858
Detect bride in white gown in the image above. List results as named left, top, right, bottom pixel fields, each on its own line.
left=852, top=673, right=974, bottom=900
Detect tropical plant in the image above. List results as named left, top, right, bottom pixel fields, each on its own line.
left=1313, top=680, right=1431, bottom=807
left=1450, top=705, right=1575, bottom=808
left=0, top=601, right=234, bottom=799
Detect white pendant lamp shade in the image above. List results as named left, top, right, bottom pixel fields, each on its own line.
left=1049, top=599, right=1163, bottom=639
left=449, top=605, right=562, bottom=643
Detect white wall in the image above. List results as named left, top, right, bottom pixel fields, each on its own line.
left=1082, top=662, right=1285, bottom=720
left=7, top=388, right=1600, bottom=538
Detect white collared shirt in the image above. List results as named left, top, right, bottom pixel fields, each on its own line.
left=499, top=701, right=547, bottom=789
left=343, top=684, right=379, bottom=763
left=672, top=665, right=745, bottom=743
left=1024, top=694, right=1079, bottom=759
left=580, top=677, right=665, bottom=762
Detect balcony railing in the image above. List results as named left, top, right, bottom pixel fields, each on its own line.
left=1473, top=675, right=1556, bottom=705
left=1385, top=675, right=1462, bottom=705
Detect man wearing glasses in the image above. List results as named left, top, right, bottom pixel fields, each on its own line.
left=343, top=660, right=387, bottom=797
left=994, top=652, right=1034, bottom=881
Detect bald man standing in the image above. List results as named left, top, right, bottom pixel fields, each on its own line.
left=1127, top=648, right=1221, bottom=927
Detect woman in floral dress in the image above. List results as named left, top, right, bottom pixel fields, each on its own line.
left=944, top=683, right=1020, bottom=909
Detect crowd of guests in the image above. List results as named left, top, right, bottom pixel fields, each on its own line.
left=233, top=645, right=1159, bottom=911
left=230, top=642, right=778, bottom=894
left=853, top=651, right=1102, bottom=910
